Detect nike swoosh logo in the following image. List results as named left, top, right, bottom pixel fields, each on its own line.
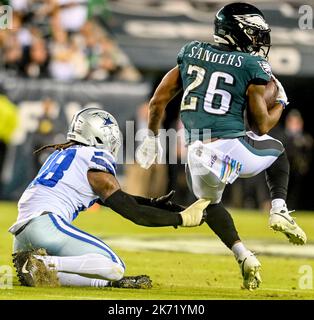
left=22, top=259, right=29, bottom=274
left=275, top=213, right=295, bottom=225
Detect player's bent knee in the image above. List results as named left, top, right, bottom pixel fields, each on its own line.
left=194, top=187, right=223, bottom=204
left=110, top=263, right=124, bottom=281
left=98, top=256, right=124, bottom=281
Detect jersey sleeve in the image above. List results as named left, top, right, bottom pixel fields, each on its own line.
left=246, top=57, right=272, bottom=84
left=79, top=147, right=117, bottom=176
left=177, top=44, right=186, bottom=65
left=88, top=150, right=117, bottom=176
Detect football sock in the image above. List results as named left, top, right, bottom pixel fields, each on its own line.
left=205, top=203, right=240, bottom=249
left=265, top=151, right=289, bottom=201
left=35, top=253, right=124, bottom=281
left=57, top=272, right=110, bottom=287
left=231, top=242, right=247, bottom=259
left=271, top=198, right=286, bottom=210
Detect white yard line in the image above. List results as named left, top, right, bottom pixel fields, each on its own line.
left=104, top=236, right=314, bottom=259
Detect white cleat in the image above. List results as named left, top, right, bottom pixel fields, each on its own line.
left=269, top=205, right=307, bottom=245
left=237, top=250, right=262, bottom=291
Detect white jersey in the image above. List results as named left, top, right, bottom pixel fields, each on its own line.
left=9, top=145, right=116, bottom=234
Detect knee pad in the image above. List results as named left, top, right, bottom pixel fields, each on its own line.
left=191, top=172, right=225, bottom=203
left=186, top=159, right=224, bottom=202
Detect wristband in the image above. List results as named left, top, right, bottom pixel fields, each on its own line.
left=276, top=100, right=286, bottom=109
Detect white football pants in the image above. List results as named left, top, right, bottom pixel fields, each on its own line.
left=186, top=131, right=284, bottom=204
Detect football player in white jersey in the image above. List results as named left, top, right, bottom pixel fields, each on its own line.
left=10, top=107, right=210, bottom=288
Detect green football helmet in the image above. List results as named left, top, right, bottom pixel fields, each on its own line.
left=214, top=2, right=271, bottom=58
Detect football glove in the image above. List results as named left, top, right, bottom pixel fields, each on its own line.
left=136, top=135, right=163, bottom=169
left=272, top=75, right=289, bottom=108
left=151, top=190, right=185, bottom=212
left=180, top=199, right=210, bottom=227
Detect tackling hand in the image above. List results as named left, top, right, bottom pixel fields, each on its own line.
left=180, top=199, right=210, bottom=227
left=151, top=190, right=185, bottom=212
left=136, top=135, right=163, bottom=169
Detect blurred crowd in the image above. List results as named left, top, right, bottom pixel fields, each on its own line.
left=0, top=85, right=18, bottom=198
left=0, top=1, right=313, bottom=210
left=0, top=0, right=141, bottom=81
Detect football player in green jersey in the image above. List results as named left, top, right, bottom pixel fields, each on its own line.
left=136, top=2, right=306, bottom=290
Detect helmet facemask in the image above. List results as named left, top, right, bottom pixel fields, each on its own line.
left=241, top=25, right=271, bottom=58
left=93, top=122, right=122, bottom=158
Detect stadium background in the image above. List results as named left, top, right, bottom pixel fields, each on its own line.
left=0, top=0, right=313, bottom=210
left=0, top=0, right=314, bottom=300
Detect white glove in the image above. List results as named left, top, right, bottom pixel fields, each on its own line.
left=180, top=199, right=211, bottom=227
left=136, top=135, right=163, bottom=169
left=272, top=75, right=289, bottom=108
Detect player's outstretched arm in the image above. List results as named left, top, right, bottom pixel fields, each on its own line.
left=247, top=83, right=284, bottom=135
left=98, top=190, right=185, bottom=212
left=87, top=170, right=208, bottom=227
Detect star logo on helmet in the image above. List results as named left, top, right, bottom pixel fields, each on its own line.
left=104, top=117, right=113, bottom=125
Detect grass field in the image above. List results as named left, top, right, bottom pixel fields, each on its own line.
left=1, top=201, right=314, bottom=300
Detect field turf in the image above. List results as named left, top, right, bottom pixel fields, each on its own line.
left=0, top=202, right=314, bottom=300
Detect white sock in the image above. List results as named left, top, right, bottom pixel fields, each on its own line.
left=35, top=253, right=124, bottom=281
left=271, top=198, right=286, bottom=210
left=57, top=272, right=110, bottom=287
left=231, top=242, right=247, bottom=259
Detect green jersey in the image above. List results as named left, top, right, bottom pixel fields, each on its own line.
left=177, top=41, right=272, bottom=143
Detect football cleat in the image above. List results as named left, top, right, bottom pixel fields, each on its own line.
left=237, top=250, right=262, bottom=291
left=12, top=248, right=59, bottom=287
left=109, top=275, right=152, bottom=289
left=269, top=205, right=307, bottom=245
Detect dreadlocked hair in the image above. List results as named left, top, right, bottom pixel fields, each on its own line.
left=33, top=141, right=77, bottom=154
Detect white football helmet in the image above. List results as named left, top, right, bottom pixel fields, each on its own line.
left=67, top=107, right=121, bottom=158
